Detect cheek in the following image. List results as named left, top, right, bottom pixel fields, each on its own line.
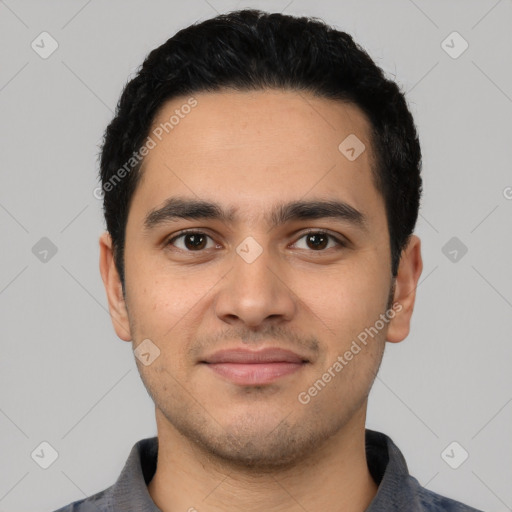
left=293, top=261, right=386, bottom=328
left=126, top=264, right=215, bottom=347
left=126, top=272, right=182, bottom=338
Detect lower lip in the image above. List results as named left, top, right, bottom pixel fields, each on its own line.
left=204, top=362, right=305, bottom=385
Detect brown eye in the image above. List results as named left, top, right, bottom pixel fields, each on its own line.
left=293, top=231, right=345, bottom=251
left=183, top=233, right=207, bottom=250
left=167, top=231, right=216, bottom=251
left=305, top=232, right=329, bottom=250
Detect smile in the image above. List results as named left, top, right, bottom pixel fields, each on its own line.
left=203, top=361, right=307, bottom=385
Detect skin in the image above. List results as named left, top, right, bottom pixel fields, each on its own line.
left=99, top=89, right=423, bottom=512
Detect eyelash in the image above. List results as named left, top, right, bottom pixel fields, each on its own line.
left=165, top=229, right=347, bottom=253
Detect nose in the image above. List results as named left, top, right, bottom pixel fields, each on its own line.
left=213, top=240, right=297, bottom=329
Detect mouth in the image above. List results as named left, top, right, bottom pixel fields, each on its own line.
left=200, top=348, right=309, bottom=386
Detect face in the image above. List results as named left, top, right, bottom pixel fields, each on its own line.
left=101, top=89, right=419, bottom=470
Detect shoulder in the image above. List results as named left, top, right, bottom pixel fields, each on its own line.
left=51, top=485, right=113, bottom=511
left=413, top=484, right=483, bottom=512
left=365, top=429, right=483, bottom=512
left=50, top=436, right=158, bottom=512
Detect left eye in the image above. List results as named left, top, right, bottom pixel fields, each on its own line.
left=166, top=230, right=344, bottom=252
left=292, top=231, right=345, bottom=251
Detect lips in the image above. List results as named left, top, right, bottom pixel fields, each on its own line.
left=203, top=348, right=307, bottom=364
left=201, top=348, right=308, bottom=386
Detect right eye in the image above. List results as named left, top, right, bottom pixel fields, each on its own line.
left=166, top=230, right=219, bottom=252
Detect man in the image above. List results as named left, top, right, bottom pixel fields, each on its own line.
left=55, top=8, right=481, bottom=512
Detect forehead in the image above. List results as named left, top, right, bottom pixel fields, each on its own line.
left=129, top=89, right=385, bottom=231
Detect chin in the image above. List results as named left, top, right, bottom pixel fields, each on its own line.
left=182, top=413, right=336, bottom=473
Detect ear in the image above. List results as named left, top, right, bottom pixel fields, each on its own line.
left=99, top=231, right=132, bottom=342
left=386, top=234, right=423, bottom=343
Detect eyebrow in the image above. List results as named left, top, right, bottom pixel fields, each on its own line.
left=143, top=196, right=369, bottom=233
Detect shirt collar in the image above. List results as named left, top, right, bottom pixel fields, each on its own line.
left=111, top=435, right=161, bottom=511
left=109, top=429, right=417, bottom=510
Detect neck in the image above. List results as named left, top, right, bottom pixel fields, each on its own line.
left=148, top=409, right=378, bottom=512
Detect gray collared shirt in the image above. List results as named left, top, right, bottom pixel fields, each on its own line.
left=53, top=429, right=482, bottom=511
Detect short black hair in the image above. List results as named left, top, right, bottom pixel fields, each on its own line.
left=99, top=8, right=422, bottom=293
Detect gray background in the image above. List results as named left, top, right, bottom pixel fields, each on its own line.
left=0, top=0, right=511, bottom=510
